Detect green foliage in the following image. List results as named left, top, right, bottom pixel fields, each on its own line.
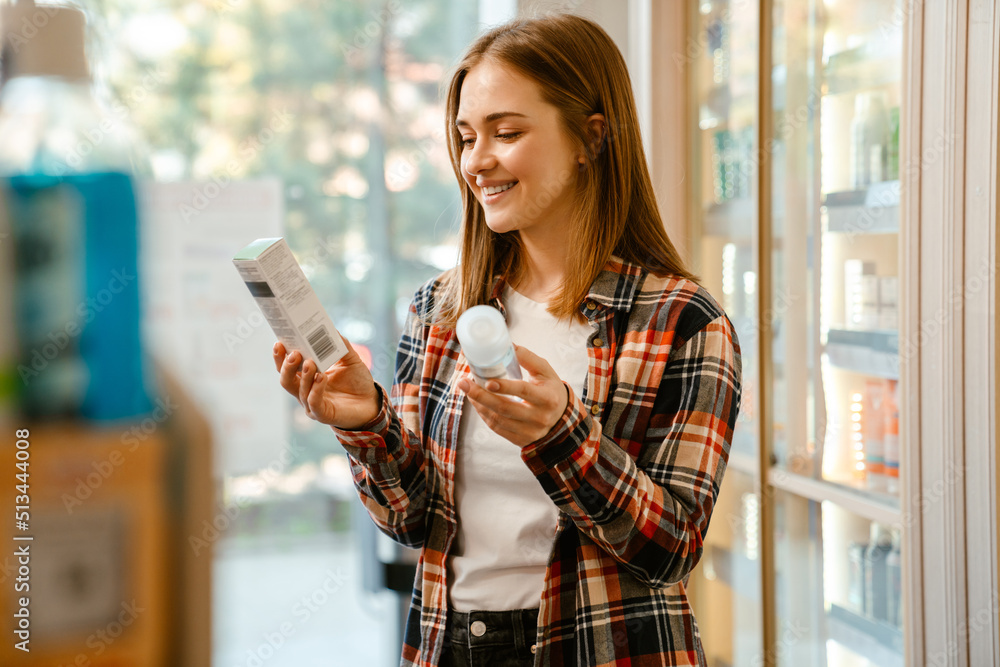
left=92, top=0, right=484, bottom=465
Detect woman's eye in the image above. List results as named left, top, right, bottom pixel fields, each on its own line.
left=461, top=132, right=521, bottom=149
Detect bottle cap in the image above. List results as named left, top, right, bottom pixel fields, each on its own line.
left=1, top=3, right=90, bottom=82
left=456, top=305, right=511, bottom=368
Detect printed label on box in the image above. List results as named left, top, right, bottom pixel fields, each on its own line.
left=233, top=238, right=347, bottom=368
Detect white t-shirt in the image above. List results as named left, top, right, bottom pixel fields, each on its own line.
left=448, top=285, right=593, bottom=611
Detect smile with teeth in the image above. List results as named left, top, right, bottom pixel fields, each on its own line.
left=483, top=181, right=517, bottom=196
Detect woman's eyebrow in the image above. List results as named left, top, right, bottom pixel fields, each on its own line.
left=455, top=111, right=529, bottom=128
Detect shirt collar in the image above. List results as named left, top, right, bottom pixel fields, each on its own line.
left=583, top=255, right=645, bottom=312
left=487, top=255, right=645, bottom=316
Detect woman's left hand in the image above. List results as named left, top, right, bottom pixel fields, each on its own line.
left=457, top=344, right=570, bottom=448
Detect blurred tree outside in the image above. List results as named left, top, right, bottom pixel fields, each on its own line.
left=88, top=0, right=481, bottom=473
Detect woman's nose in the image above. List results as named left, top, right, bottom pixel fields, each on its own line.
left=463, top=139, right=496, bottom=176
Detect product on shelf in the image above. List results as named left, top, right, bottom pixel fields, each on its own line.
left=850, top=94, right=869, bottom=190
left=707, top=18, right=729, bottom=85
left=864, top=523, right=893, bottom=623
left=847, top=540, right=869, bottom=615
left=887, top=106, right=900, bottom=181
left=878, top=276, right=899, bottom=330
left=710, top=128, right=753, bottom=204
left=844, top=262, right=898, bottom=331
left=883, top=380, right=900, bottom=492
left=886, top=531, right=903, bottom=627
left=849, top=91, right=892, bottom=189
left=844, top=259, right=878, bottom=330
left=712, top=131, right=726, bottom=203
left=848, top=524, right=903, bottom=627
left=862, top=380, right=887, bottom=490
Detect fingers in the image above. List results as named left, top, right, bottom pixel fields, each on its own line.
left=277, top=346, right=305, bottom=396
left=474, top=375, right=539, bottom=404
left=306, top=373, right=330, bottom=420
left=298, top=358, right=318, bottom=408
left=513, top=344, right=554, bottom=378
left=274, top=343, right=328, bottom=422
left=272, top=341, right=287, bottom=373
left=457, top=379, right=530, bottom=422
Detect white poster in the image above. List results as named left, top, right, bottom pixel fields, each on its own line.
left=139, top=179, right=288, bottom=476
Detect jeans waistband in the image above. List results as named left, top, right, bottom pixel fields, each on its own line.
left=446, top=607, right=540, bottom=651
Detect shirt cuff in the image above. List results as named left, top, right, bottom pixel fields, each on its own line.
left=330, top=382, right=391, bottom=447
left=520, top=381, right=593, bottom=472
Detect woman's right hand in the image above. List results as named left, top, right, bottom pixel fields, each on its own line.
left=273, top=339, right=382, bottom=430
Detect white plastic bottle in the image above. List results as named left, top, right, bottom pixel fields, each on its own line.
left=456, top=306, right=522, bottom=386
left=850, top=93, right=870, bottom=189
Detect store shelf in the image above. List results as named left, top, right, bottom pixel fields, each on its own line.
left=824, top=43, right=902, bottom=96
left=700, top=82, right=757, bottom=127
left=767, top=467, right=901, bottom=525
left=827, top=603, right=904, bottom=667
left=704, top=197, right=755, bottom=238
left=824, top=328, right=899, bottom=379
left=824, top=181, right=901, bottom=234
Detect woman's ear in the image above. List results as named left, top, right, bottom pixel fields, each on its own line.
left=584, top=113, right=607, bottom=159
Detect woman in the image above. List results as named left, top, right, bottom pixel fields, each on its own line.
left=274, top=13, right=742, bottom=667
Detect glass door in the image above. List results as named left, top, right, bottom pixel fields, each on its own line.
left=686, top=2, right=763, bottom=665
left=768, top=0, right=905, bottom=665
left=685, top=0, right=908, bottom=664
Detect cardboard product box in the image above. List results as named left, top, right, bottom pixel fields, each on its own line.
left=878, top=276, right=900, bottom=330
left=0, top=424, right=169, bottom=667
left=844, top=259, right=878, bottom=330
left=0, top=369, right=215, bottom=667
left=233, top=238, right=348, bottom=369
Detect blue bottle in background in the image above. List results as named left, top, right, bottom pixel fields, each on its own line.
left=0, top=3, right=153, bottom=421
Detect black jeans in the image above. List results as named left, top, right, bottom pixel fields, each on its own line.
left=439, top=608, right=540, bottom=667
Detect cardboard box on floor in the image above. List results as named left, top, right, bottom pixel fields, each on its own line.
left=0, top=365, right=214, bottom=666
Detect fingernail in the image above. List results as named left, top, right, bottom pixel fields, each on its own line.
left=486, top=381, right=499, bottom=391
left=457, top=380, right=468, bottom=392
left=314, top=373, right=321, bottom=382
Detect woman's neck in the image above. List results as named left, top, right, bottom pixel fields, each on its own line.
left=511, top=230, right=569, bottom=302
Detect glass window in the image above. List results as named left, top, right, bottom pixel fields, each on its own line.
left=769, top=0, right=905, bottom=664
left=88, top=1, right=514, bottom=664
left=770, top=0, right=903, bottom=500
left=773, top=491, right=903, bottom=667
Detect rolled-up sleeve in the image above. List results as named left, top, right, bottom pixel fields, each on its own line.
left=520, top=312, right=742, bottom=588
left=331, top=281, right=441, bottom=549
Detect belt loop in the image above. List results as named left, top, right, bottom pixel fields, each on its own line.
left=527, top=607, right=539, bottom=657
left=511, top=609, right=525, bottom=651
left=461, top=611, right=473, bottom=664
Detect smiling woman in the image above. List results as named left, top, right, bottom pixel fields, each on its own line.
left=455, top=63, right=586, bottom=285
left=274, top=11, right=743, bottom=667
left=438, top=13, right=698, bottom=326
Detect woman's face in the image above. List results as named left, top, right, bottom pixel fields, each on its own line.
left=456, top=60, right=581, bottom=238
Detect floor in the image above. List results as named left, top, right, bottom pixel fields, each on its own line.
left=213, top=532, right=400, bottom=667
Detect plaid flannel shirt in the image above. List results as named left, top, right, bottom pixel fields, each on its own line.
left=333, top=256, right=742, bottom=666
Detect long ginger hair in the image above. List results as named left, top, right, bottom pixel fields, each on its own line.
left=434, top=13, right=695, bottom=328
